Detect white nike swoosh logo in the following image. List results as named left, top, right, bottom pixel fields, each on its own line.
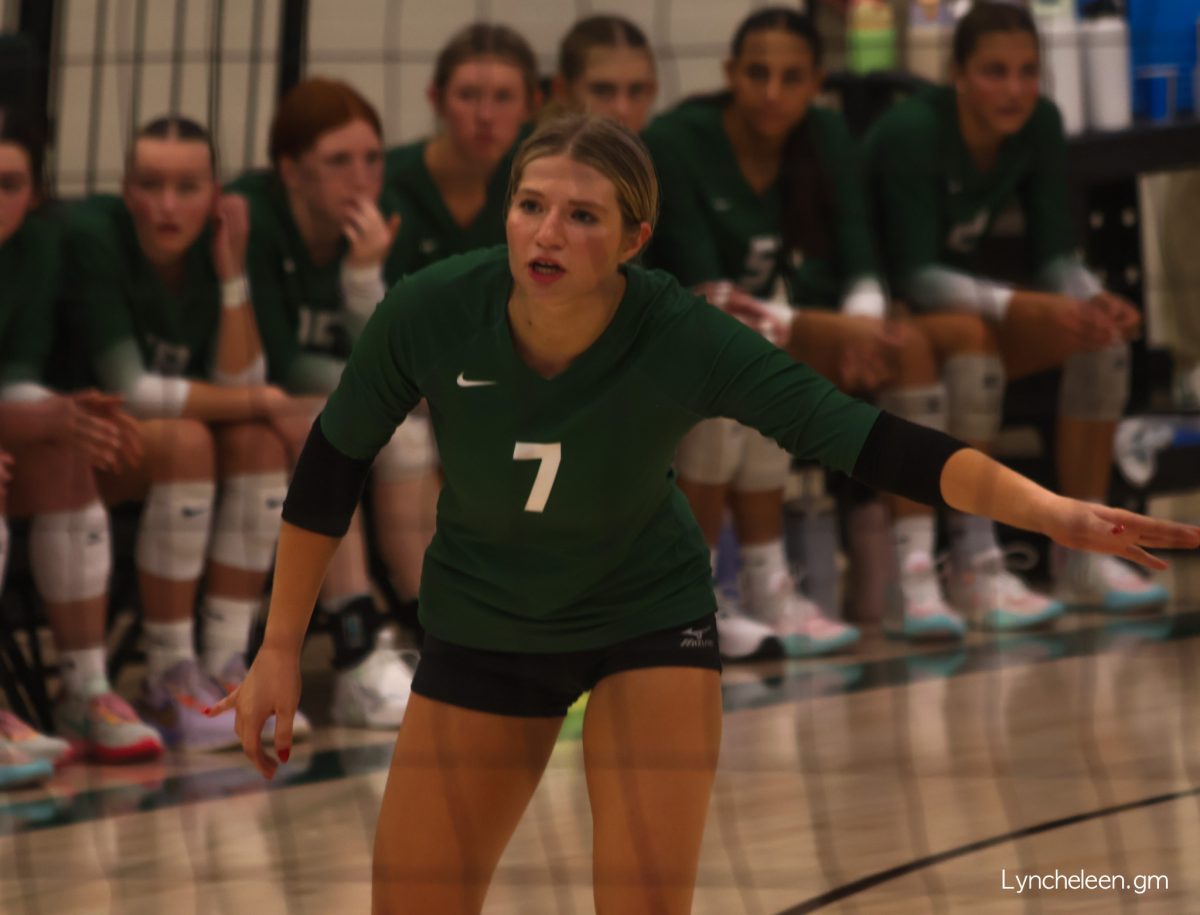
left=456, top=372, right=498, bottom=388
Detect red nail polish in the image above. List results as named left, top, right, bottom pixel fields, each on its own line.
left=202, top=706, right=211, bottom=715
left=279, top=748, right=290, bottom=763
left=1111, top=524, right=1126, bottom=535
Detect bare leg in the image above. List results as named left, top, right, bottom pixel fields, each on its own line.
left=372, top=694, right=563, bottom=914
left=371, top=471, right=439, bottom=602
left=584, top=667, right=722, bottom=915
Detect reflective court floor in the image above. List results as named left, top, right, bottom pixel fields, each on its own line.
left=4, top=561, right=1200, bottom=913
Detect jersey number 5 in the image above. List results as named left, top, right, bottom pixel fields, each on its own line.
left=513, top=442, right=561, bottom=513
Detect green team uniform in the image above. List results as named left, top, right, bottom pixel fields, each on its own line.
left=643, top=100, right=880, bottom=306
left=229, top=170, right=406, bottom=393
left=319, top=246, right=880, bottom=652
left=383, top=130, right=527, bottom=276
left=60, top=195, right=220, bottom=388
left=864, top=85, right=1096, bottom=308
left=0, top=213, right=59, bottom=388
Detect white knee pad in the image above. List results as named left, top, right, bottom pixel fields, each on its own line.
left=675, top=417, right=745, bottom=486
left=135, top=480, right=216, bottom=581
left=209, top=471, right=288, bottom=572
left=1059, top=343, right=1130, bottom=422
left=373, top=413, right=438, bottom=482
left=943, top=354, right=1006, bottom=442
left=877, top=383, right=949, bottom=433
left=30, top=501, right=112, bottom=602
left=732, top=428, right=791, bottom=492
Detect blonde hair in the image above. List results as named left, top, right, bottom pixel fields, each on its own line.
left=507, top=113, right=658, bottom=233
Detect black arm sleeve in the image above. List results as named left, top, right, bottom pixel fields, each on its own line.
left=281, top=419, right=374, bottom=537
left=851, top=411, right=969, bottom=508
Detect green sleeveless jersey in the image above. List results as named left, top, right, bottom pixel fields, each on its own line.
left=643, top=100, right=880, bottom=307
left=0, top=213, right=59, bottom=387
left=320, top=246, right=880, bottom=652
left=864, top=86, right=1093, bottom=306
left=61, top=195, right=219, bottom=386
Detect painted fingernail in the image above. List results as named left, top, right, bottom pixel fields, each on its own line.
left=202, top=706, right=211, bottom=715
left=1111, top=524, right=1126, bottom=535
left=279, top=748, right=290, bottom=763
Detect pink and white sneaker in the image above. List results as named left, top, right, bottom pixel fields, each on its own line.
left=0, top=708, right=75, bottom=767
left=946, top=549, right=1064, bottom=631
left=55, top=691, right=164, bottom=763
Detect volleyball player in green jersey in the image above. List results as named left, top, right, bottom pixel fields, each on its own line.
left=548, top=14, right=658, bottom=134
left=383, top=23, right=539, bottom=276
left=61, top=116, right=314, bottom=751
left=865, top=2, right=1161, bottom=615
left=0, top=107, right=162, bottom=768
left=209, top=113, right=1199, bottom=912
left=231, top=78, right=428, bottom=729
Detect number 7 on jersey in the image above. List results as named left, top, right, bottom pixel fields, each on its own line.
left=513, top=442, right=561, bottom=513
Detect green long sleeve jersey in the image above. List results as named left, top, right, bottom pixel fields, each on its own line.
left=864, top=85, right=1098, bottom=312
left=643, top=99, right=881, bottom=307
left=318, top=246, right=880, bottom=652
left=0, top=213, right=59, bottom=388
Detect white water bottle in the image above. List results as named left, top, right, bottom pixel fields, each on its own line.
left=1082, top=14, right=1133, bottom=130
left=1035, top=10, right=1086, bottom=134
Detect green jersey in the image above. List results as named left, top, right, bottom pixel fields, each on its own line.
left=320, top=246, right=879, bottom=652
left=864, top=86, right=1098, bottom=311
left=383, top=131, right=526, bottom=276
left=229, top=170, right=406, bottom=393
left=60, top=195, right=219, bottom=388
left=643, top=100, right=880, bottom=307
left=0, top=213, right=59, bottom=387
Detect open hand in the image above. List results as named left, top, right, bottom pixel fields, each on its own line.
left=1044, top=496, right=1200, bottom=571
left=205, top=644, right=300, bottom=780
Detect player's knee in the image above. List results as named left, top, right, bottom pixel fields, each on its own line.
left=216, top=421, right=289, bottom=474
left=149, top=419, right=216, bottom=481
left=943, top=354, right=1005, bottom=442
left=29, top=500, right=111, bottom=602
left=135, top=480, right=216, bottom=581
left=878, top=382, right=949, bottom=433
left=373, top=415, right=438, bottom=482
left=209, top=471, right=288, bottom=573
left=1059, top=343, right=1130, bottom=422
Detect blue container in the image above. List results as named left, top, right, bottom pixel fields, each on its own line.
left=1136, top=65, right=1179, bottom=122
left=1121, top=0, right=1200, bottom=113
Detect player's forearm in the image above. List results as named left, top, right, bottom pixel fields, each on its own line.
left=0, top=397, right=66, bottom=446
left=939, top=447, right=1060, bottom=536
left=213, top=278, right=266, bottom=382
left=260, top=520, right=340, bottom=655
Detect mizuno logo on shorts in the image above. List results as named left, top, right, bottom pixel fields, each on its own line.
left=680, top=625, right=714, bottom=648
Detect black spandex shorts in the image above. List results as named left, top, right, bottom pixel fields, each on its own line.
left=411, top=613, right=723, bottom=717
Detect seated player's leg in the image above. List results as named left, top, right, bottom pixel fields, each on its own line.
left=675, top=418, right=778, bottom=661
left=916, top=313, right=1064, bottom=631
left=204, top=421, right=308, bottom=741
left=9, top=439, right=162, bottom=763
left=998, top=307, right=1164, bottom=611
left=876, top=320, right=965, bottom=640
left=732, top=432, right=859, bottom=658
left=99, top=418, right=229, bottom=751
left=585, top=665, right=722, bottom=915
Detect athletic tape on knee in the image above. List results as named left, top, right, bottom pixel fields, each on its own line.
left=1059, top=343, right=1130, bottom=422
left=209, top=472, right=287, bottom=572
left=30, top=501, right=111, bottom=602
left=877, top=383, right=949, bottom=433
left=943, top=354, right=1005, bottom=442
left=373, top=415, right=437, bottom=481
left=135, top=480, right=215, bottom=581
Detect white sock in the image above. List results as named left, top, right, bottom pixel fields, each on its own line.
left=201, top=595, right=261, bottom=678
left=893, top=515, right=936, bottom=570
left=59, top=646, right=110, bottom=699
left=143, top=619, right=195, bottom=682
left=739, top=540, right=789, bottom=617
left=947, top=511, right=999, bottom=567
